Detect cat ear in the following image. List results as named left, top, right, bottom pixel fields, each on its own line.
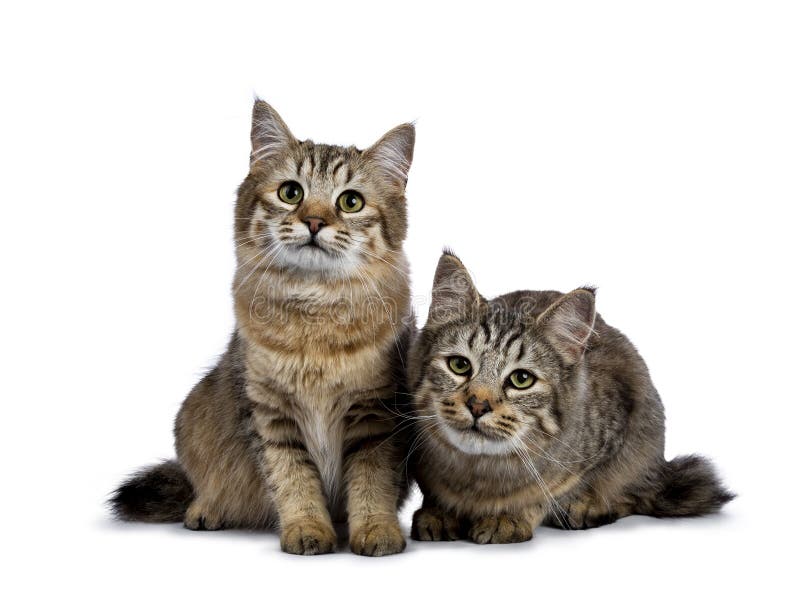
left=427, top=250, right=483, bottom=326
left=250, top=99, right=296, bottom=164
left=364, top=123, right=415, bottom=187
left=536, top=288, right=597, bottom=365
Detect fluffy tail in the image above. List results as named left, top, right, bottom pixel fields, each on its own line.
left=645, top=455, right=734, bottom=517
left=109, top=460, right=194, bottom=522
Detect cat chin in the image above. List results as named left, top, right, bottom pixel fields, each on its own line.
left=440, top=424, right=516, bottom=456
left=277, top=244, right=361, bottom=275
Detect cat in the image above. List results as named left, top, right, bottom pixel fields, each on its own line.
left=111, top=100, right=416, bottom=556
left=408, top=251, right=733, bottom=544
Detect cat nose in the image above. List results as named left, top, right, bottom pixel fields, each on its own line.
left=303, top=217, right=326, bottom=235
left=466, top=395, right=492, bottom=419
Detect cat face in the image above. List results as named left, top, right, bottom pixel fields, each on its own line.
left=235, top=100, right=414, bottom=276
left=412, top=253, right=596, bottom=457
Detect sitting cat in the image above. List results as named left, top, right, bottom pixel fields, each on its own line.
left=111, top=100, right=415, bottom=556
left=409, top=251, right=733, bottom=544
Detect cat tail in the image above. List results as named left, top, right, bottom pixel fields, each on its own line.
left=109, top=460, right=194, bottom=522
left=644, top=455, right=735, bottom=517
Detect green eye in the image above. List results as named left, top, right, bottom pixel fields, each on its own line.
left=278, top=181, right=304, bottom=205
left=337, top=191, right=365, bottom=213
left=508, top=370, right=536, bottom=389
left=448, top=356, right=472, bottom=376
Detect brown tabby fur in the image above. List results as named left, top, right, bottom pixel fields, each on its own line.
left=409, top=252, right=733, bottom=544
left=112, top=100, right=416, bottom=556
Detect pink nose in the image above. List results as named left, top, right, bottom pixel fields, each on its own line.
left=303, top=217, right=326, bottom=235
left=466, top=395, right=492, bottom=419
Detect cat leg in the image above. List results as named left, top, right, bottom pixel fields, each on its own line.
left=411, top=499, right=462, bottom=541
left=181, top=456, right=273, bottom=531
left=252, top=403, right=337, bottom=555
left=176, top=384, right=274, bottom=531
left=343, top=400, right=406, bottom=556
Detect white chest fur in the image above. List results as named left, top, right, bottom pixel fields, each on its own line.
left=298, top=402, right=345, bottom=517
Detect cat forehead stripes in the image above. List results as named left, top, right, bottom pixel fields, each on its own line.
left=294, top=142, right=359, bottom=184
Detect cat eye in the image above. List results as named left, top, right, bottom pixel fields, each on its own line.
left=337, top=190, right=365, bottom=213
left=508, top=369, right=536, bottom=389
left=277, top=181, right=304, bottom=205
left=447, top=356, right=472, bottom=376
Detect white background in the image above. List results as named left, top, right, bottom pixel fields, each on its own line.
left=1, top=1, right=797, bottom=591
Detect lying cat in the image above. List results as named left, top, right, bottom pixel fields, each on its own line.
left=111, top=100, right=415, bottom=556
left=409, top=251, right=733, bottom=543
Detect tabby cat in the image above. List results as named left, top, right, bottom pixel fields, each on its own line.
left=111, top=100, right=415, bottom=556
left=409, top=252, right=733, bottom=544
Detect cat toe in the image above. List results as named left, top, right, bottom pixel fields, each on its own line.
left=469, top=515, right=532, bottom=544
left=280, top=519, right=337, bottom=555
left=350, top=518, right=406, bottom=556
left=183, top=502, right=225, bottom=531
left=411, top=507, right=460, bottom=542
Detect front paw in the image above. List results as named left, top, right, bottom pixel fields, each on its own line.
left=411, top=507, right=461, bottom=541
left=350, top=517, right=406, bottom=556
left=468, top=514, right=533, bottom=544
left=280, top=518, right=337, bottom=555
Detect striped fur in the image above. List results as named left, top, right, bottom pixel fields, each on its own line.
left=111, top=100, right=416, bottom=556
left=408, top=252, right=734, bottom=544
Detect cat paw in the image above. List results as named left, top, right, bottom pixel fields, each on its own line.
left=350, top=517, right=406, bottom=556
left=184, top=501, right=225, bottom=531
left=564, top=511, right=620, bottom=530
left=411, top=507, right=461, bottom=541
left=280, top=519, right=337, bottom=555
left=548, top=501, right=621, bottom=530
left=468, top=514, right=533, bottom=544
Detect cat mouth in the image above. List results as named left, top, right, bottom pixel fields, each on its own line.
left=440, top=422, right=516, bottom=456
left=460, top=423, right=505, bottom=442
left=302, top=238, right=326, bottom=252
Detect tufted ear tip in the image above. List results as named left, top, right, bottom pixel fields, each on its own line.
left=440, top=246, right=461, bottom=262
left=435, top=250, right=464, bottom=282
left=433, top=249, right=468, bottom=285
left=385, top=122, right=415, bottom=143
left=251, top=97, right=274, bottom=121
